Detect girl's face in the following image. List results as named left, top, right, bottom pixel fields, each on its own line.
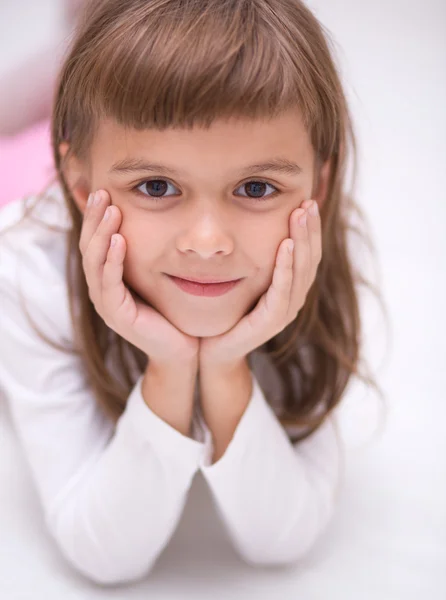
left=80, top=108, right=325, bottom=337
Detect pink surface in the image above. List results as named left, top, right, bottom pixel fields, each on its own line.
left=0, top=118, right=55, bottom=208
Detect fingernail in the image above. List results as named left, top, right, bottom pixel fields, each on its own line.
left=309, top=201, right=318, bottom=216
left=298, top=212, right=307, bottom=227
left=103, top=206, right=111, bottom=221
left=94, top=191, right=101, bottom=206
left=87, top=193, right=93, bottom=207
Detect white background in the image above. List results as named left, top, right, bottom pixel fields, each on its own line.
left=0, top=0, right=445, bottom=598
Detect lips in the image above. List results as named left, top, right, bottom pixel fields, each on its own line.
left=167, top=275, right=242, bottom=297
left=170, top=275, right=240, bottom=284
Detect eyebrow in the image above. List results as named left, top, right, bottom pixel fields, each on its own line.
left=108, top=157, right=303, bottom=178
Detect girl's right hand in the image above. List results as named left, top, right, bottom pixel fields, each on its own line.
left=79, top=189, right=199, bottom=367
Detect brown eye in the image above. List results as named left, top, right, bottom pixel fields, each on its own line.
left=136, top=179, right=179, bottom=200
left=236, top=180, right=278, bottom=201
left=133, top=178, right=279, bottom=203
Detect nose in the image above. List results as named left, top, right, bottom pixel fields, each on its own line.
left=176, top=209, right=235, bottom=258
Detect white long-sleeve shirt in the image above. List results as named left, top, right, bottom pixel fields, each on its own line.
left=0, top=183, right=343, bottom=586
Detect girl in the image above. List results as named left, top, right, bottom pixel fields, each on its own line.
left=0, top=0, right=385, bottom=588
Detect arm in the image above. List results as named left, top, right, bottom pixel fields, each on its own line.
left=198, top=361, right=342, bottom=566
left=199, top=359, right=252, bottom=463
left=142, top=359, right=198, bottom=439
left=0, top=217, right=204, bottom=585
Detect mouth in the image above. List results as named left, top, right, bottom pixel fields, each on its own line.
left=167, top=274, right=241, bottom=284
left=165, top=274, right=243, bottom=297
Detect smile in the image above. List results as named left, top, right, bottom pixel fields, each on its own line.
left=166, top=275, right=242, bottom=297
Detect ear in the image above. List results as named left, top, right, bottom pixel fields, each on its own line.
left=312, top=158, right=331, bottom=209
left=59, top=142, right=91, bottom=215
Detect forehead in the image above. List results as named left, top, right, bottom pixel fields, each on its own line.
left=90, top=107, right=313, bottom=170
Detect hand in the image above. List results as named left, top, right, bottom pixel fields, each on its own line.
left=198, top=199, right=322, bottom=369
left=79, top=189, right=199, bottom=366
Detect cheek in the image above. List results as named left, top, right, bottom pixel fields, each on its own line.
left=249, top=243, right=278, bottom=289
left=119, top=219, right=161, bottom=273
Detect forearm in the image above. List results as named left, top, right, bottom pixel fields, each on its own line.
left=142, top=358, right=199, bottom=438
left=199, top=371, right=341, bottom=566
left=46, top=373, right=205, bottom=585
left=199, top=358, right=252, bottom=463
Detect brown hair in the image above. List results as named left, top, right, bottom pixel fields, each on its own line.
left=2, top=0, right=389, bottom=443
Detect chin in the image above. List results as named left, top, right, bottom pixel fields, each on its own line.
left=173, top=314, right=237, bottom=338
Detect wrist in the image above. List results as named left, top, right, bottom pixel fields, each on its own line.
left=141, top=358, right=199, bottom=438
left=199, top=356, right=249, bottom=377
left=147, top=355, right=199, bottom=377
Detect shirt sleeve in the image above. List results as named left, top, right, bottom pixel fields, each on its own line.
left=198, top=370, right=343, bottom=566
left=0, top=222, right=208, bottom=586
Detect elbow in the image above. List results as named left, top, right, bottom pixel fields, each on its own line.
left=237, top=530, right=325, bottom=568
left=237, top=500, right=336, bottom=568
left=52, top=531, right=158, bottom=586
left=231, top=529, right=312, bottom=568
left=74, top=559, right=157, bottom=587
left=45, top=508, right=157, bottom=586
left=53, top=534, right=158, bottom=586
left=237, top=542, right=309, bottom=568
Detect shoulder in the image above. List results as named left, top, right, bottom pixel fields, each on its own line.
left=0, top=182, right=74, bottom=342
left=0, top=181, right=71, bottom=257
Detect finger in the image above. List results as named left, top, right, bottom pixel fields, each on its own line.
left=217, top=238, right=294, bottom=360
left=83, top=204, right=121, bottom=307
left=300, top=199, right=313, bottom=211
left=289, top=207, right=311, bottom=312
left=79, top=190, right=110, bottom=255
left=263, top=237, right=294, bottom=327
left=306, top=200, right=322, bottom=281
left=101, top=233, right=136, bottom=327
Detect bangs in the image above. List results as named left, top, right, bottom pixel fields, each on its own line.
left=66, top=0, right=318, bottom=135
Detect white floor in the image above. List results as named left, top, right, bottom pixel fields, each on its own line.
left=1, top=1, right=445, bottom=598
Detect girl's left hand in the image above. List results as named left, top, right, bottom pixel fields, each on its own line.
left=199, top=199, right=321, bottom=369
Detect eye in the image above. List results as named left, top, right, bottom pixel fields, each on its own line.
left=235, top=180, right=279, bottom=201
left=134, top=179, right=179, bottom=201
left=132, top=178, right=280, bottom=202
